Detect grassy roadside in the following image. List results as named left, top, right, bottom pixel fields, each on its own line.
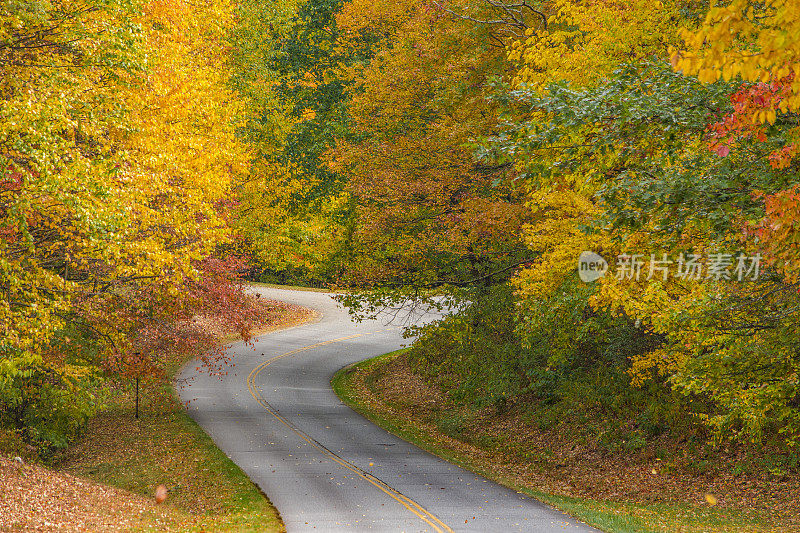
left=332, top=350, right=795, bottom=533
left=58, top=397, right=284, bottom=532
left=51, top=299, right=315, bottom=531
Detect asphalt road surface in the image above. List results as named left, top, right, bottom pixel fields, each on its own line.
left=179, top=287, right=599, bottom=532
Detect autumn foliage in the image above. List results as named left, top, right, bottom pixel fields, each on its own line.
left=0, top=0, right=265, bottom=452
left=228, top=0, right=800, bottom=455
left=5, top=0, right=800, bottom=464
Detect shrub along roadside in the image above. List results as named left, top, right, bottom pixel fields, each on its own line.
left=333, top=349, right=800, bottom=533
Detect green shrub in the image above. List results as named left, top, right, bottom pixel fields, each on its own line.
left=0, top=347, right=101, bottom=458
left=407, top=279, right=692, bottom=450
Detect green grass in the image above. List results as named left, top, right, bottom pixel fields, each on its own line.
left=55, top=313, right=295, bottom=532
left=59, top=298, right=318, bottom=531
left=332, top=350, right=788, bottom=533
left=3, top=289, right=315, bottom=530
left=59, top=383, right=284, bottom=532
left=525, top=493, right=778, bottom=533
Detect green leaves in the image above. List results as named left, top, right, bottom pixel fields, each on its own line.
left=483, top=12, right=800, bottom=445
left=0, top=347, right=100, bottom=454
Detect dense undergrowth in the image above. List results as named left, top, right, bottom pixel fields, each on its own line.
left=407, top=282, right=800, bottom=474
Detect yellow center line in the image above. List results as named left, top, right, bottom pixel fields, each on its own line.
left=246, top=329, right=454, bottom=533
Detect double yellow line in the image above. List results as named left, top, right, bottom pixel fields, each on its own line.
left=246, top=330, right=454, bottom=533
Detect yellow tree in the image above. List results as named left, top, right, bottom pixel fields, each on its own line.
left=674, top=0, right=800, bottom=280
left=1, top=0, right=251, bottom=448
left=494, top=0, right=800, bottom=444
left=507, top=0, right=689, bottom=301
left=329, top=0, right=530, bottom=297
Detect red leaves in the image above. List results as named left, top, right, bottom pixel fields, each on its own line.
left=93, top=254, right=273, bottom=389
left=0, top=223, right=16, bottom=243
left=1, top=165, right=28, bottom=242
left=1, top=164, right=25, bottom=192
left=707, top=75, right=796, bottom=167
left=768, top=143, right=799, bottom=170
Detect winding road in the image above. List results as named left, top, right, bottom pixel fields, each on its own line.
left=179, top=287, right=598, bottom=532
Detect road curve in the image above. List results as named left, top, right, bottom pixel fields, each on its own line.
left=179, top=287, right=598, bottom=532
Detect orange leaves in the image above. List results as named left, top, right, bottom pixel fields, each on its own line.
left=768, top=143, right=799, bottom=170
left=706, top=78, right=795, bottom=162
left=688, top=2, right=800, bottom=284
left=146, top=0, right=190, bottom=33
left=336, top=0, right=422, bottom=46
left=752, top=185, right=800, bottom=281
left=331, top=0, right=530, bottom=288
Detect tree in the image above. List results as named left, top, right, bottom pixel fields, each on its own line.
left=231, top=0, right=374, bottom=283
left=674, top=0, right=800, bottom=281
left=330, top=0, right=530, bottom=317
left=1, top=0, right=260, bottom=450
left=480, top=0, right=800, bottom=444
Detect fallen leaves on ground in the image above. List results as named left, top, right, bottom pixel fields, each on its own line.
left=192, top=296, right=317, bottom=340
left=0, top=455, right=180, bottom=532
left=0, top=294, right=304, bottom=532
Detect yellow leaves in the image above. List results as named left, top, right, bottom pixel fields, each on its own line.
left=676, top=0, right=800, bottom=113
left=628, top=347, right=686, bottom=387
left=697, top=68, right=721, bottom=84
left=510, top=0, right=684, bottom=89
left=336, top=0, right=419, bottom=49
left=514, top=190, right=609, bottom=300
left=669, top=49, right=684, bottom=70
left=594, top=272, right=704, bottom=387
left=126, top=0, right=243, bottom=207
left=1, top=0, right=246, bottom=359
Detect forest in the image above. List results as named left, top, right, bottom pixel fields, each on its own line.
left=233, top=0, right=800, bottom=459
left=2, top=0, right=800, bottom=488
